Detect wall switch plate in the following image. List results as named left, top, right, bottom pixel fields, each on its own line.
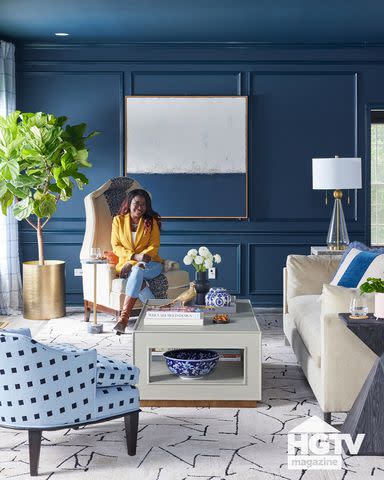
left=74, top=268, right=83, bottom=277
left=208, top=267, right=216, bottom=279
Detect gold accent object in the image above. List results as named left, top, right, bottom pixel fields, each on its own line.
left=161, top=281, right=197, bottom=307
left=327, top=244, right=347, bottom=251
left=333, top=189, right=343, bottom=200
left=349, top=315, right=369, bottom=320
left=0, top=321, right=9, bottom=329
left=23, top=261, right=66, bottom=320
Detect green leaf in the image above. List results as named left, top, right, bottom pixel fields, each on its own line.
left=64, top=123, right=87, bottom=144
left=60, top=183, right=73, bottom=200
left=72, top=171, right=88, bottom=184
left=74, top=149, right=88, bottom=162
left=33, top=192, right=56, bottom=218
left=5, top=111, right=20, bottom=135
left=61, top=153, right=73, bottom=171
left=72, top=171, right=89, bottom=189
left=0, top=181, right=7, bottom=198
left=30, top=125, right=43, bottom=142
left=0, top=160, right=19, bottom=180
left=14, top=175, right=44, bottom=190
left=1, top=191, right=13, bottom=215
left=7, top=184, right=29, bottom=199
left=56, top=116, right=67, bottom=127
left=360, top=277, right=384, bottom=294
left=48, top=183, right=61, bottom=194
left=0, top=128, right=13, bottom=148
left=84, top=130, right=100, bottom=140
left=56, top=176, right=67, bottom=190
left=52, top=166, right=62, bottom=181
left=13, top=197, right=33, bottom=220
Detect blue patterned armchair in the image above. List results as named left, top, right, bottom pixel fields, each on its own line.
left=0, top=328, right=140, bottom=476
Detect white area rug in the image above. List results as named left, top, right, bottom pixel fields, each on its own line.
left=1, top=313, right=383, bottom=480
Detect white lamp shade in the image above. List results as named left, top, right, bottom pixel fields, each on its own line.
left=312, top=157, right=362, bottom=190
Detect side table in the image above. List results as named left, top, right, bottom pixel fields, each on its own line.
left=81, top=259, right=109, bottom=334
left=310, top=246, right=344, bottom=256
left=339, top=313, right=384, bottom=455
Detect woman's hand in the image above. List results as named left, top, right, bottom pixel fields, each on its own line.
left=120, top=262, right=132, bottom=278
left=134, top=253, right=151, bottom=263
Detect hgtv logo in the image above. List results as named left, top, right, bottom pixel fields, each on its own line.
left=287, top=416, right=364, bottom=470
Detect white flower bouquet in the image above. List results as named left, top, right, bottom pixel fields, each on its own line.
left=183, top=246, right=222, bottom=272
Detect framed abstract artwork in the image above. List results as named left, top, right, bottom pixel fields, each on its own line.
left=125, top=96, right=248, bottom=219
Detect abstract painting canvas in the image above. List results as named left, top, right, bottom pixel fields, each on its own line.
left=125, top=96, right=248, bottom=218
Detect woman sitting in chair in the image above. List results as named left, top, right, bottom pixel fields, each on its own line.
left=111, top=189, right=163, bottom=334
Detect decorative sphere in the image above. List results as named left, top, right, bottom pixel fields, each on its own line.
left=205, top=287, right=231, bottom=307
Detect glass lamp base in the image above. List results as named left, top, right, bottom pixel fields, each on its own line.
left=326, top=197, right=349, bottom=251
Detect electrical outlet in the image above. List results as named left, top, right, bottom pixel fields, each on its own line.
left=208, top=267, right=216, bottom=279
left=74, top=268, right=83, bottom=277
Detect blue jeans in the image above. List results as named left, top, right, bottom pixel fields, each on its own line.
left=124, top=261, right=164, bottom=302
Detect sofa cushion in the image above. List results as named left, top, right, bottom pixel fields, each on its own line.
left=332, top=241, right=384, bottom=279
left=288, top=295, right=321, bottom=367
left=287, top=255, right=340, bottom=300
left=331, top=245, right=384, bottom=288
left=321, top=283, right=375, bottom=317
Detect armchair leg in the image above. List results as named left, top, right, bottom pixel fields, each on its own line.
left=323, top=412, right=332, bottom=424
left=124, top=411, right=139, bottom=456
left=28, top=429, right=42, bottom=476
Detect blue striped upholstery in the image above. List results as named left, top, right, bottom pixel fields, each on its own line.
left=331, top=245, right=384, bottom=287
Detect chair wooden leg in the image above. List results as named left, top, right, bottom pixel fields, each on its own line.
left=124, top=411, right=139, bottom=456
left=323, top=412, right=332, bottom=424
left=84, top=301, right=91, bottom=322
left=28, top=430, right=42, bottom=476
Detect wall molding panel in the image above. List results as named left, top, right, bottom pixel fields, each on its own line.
left=16, top=43, right=379, bottom=305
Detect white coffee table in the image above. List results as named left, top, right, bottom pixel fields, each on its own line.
left=133, top=299, right=261, bottom=407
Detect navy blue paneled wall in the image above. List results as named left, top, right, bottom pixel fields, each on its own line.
left=17, top=44, right=378, bottom=306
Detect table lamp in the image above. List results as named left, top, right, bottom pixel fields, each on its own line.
left=312, top=156, right=362, bottom=250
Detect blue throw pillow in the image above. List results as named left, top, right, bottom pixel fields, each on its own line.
left=331, top=242, right=384, bottom=288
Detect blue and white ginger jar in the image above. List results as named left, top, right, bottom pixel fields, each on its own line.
left=205, top=287, right=231, bottom=307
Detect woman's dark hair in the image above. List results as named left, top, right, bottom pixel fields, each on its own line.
left=118, top=188, right=161, bottom=230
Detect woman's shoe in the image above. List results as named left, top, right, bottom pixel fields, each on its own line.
left=113, top=321, right=126, bottom=335
left=113, top=296, right=137, bottom=335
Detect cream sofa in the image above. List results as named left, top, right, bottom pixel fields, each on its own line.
left=283, top=254, right=377, bottom=421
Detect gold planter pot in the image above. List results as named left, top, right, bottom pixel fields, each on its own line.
left=23, top=260, right=66, bottom=320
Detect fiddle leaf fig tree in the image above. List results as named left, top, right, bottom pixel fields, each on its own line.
left=0, top=111, right=99, bottom=265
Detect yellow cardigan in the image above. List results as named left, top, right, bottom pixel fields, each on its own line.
left=111, top=214, right=163, bottom=274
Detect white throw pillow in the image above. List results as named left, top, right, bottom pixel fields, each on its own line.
left=321, top=283, right=374, bottom=318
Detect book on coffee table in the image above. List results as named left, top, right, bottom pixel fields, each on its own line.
left=144, top=304, right=204, bottom=326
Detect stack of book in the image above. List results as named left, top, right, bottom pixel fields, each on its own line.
left=143, top=305, right=204, bottom=326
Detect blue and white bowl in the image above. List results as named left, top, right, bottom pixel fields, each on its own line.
left=163, top=349, right=219, bottom=380
left=205, top=287, right=231, bottom=307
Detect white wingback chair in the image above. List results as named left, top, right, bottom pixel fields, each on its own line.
left=80, top=177, right=190, bottom=320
